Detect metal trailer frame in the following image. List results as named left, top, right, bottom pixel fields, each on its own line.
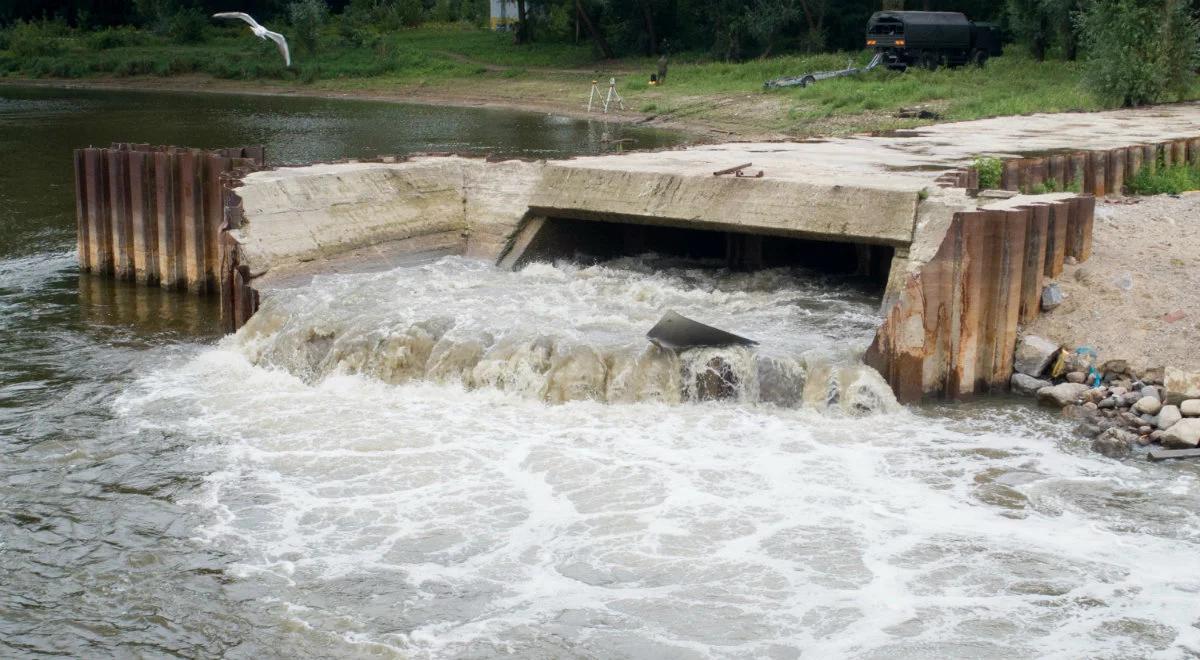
left=763, top=52, right=884, bottom=90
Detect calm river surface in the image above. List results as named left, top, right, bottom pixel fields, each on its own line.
left=2, top=85, right=1199, bottom=659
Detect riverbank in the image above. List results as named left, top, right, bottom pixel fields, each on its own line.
left=0, top=25, right=1176, bottom=140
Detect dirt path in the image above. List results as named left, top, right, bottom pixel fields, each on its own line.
left=1024, top=193, right=1200, bottom=374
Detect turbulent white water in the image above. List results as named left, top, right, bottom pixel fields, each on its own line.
left=113, top=257, right=1200, bottom=658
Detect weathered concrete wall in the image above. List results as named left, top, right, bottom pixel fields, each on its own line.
left=526, top=164, right=920, bottom=246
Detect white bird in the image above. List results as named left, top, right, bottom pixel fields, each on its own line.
left=212, top=12, right=291, bottom=67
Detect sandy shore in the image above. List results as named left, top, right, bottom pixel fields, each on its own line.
left=1025, top=193, right=1200, bottom=374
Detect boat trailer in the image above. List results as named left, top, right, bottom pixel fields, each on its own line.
left=764, top=52, right=884, bottom=90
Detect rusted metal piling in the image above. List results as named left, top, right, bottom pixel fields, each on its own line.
left=73, top=143, right=263, bottom=293
left=866, top=195, right=1096, bottom=403
left=948, top=139, right=1200, bottom=197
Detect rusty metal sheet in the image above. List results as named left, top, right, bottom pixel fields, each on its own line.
left=1018, top=205, right=1049, bottom=324
left=1107, top=149, right=1125, bottom=197
left=1067, top=153, right=1087, bottom=193
left=953, top=211, right=987, bottom=397
left=83, top=148, right=112, bottom=275
left=73, top=150, right=90, bottom=271
left=1067, top=195, right=1095, bottom=262
left=107, top=149, right=135, bottom=279
left=1045, top=201, right=1070, bottom=278
left=128, top=150, right=158, bottom=285
left=155, top=151, right=182, bottom=289
left=1126, top=146, right=1144, bottom=185
left=204, top=155, right=232, bottom=285
left=1086, top=151, right=1106, bottom=197
left=177, top=150, right=207, bottom=293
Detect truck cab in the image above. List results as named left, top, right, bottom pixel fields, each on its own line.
left=867, top=11, right=1001, bottom=71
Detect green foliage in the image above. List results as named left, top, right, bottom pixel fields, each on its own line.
left=1078, top=0, right=1200, bottom=107
left=289, top=0, right=329, bottom=55
left=345, top=0, right=425, bottom=31
left=86, top=27, right=152, bottom=51
left=973, top=156, right=1003, bottom=189
left=166, top=8, right=208, bottom=45
left=1126, top=163, right=1200, bottom=195
left=2, top=20, right=67, bottom=58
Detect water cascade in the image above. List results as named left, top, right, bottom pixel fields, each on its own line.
left=234, top=256, right=898, bottom=415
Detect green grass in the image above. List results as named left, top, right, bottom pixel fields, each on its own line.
left=3, top=20, right=1200, bottom=138
left=1126, top=163, right=1200, bottom=195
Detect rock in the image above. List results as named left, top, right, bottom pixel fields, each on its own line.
left=1011, top=373, right=1051, bottom=396
left=1140, top=413, right=1157, bottom=425
left=1151, top=430, right=1164, bottom=442
left=1065, top=255, right=1078, bottom=266
left=1101, top=359, right=1129, bottom=376
left=1037, top=383, right=1090, bottom=408
left=1066, top=352, right=1096, bottom=374
left=1041, top=283, right=1064, bottom=311
left=1066, top=371, right=1086, bottom=384
left=1097, top=397, right=1117, bottom=409
left=1134, top=397, right=1162, bottom=415
left=1157, top=405, right=1182, bottom=431
left=1014, top=336, right=1060, bottom=378
left=1109, top=386, right=1128, bottom=398
left=1119, top=411, right=1142, bottom=428
left=1161, top=418, right=1200, bottom=449
left=1139, top=386, right=1161, bottom=401
left=1083, top=401, right=1098, bottom=411
left=1119, top=392, right=1142, bottom=408
left=1092, top=428, right=1135, bottom=458
left=1139, top=367, right=1165, bottom=385
left=1181, top=399, right=1200, bottom=417
left=1139, top=425, right=1153, bottom=435
left=1165, top=368, right=1200, bottom=405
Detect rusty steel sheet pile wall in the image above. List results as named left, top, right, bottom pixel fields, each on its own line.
left=73, top=143, right=264, bottom=293
left=865, top=195, right=1095, bottom=403
left=938, top=138, right=1200, bottom=197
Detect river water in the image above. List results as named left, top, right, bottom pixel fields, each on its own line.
left=3, top=85, right=1200, bottom=659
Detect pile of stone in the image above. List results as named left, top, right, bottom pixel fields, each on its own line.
left=1011, top=335, right=1200, bottom=459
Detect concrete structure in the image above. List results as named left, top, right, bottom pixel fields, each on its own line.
left=79, top=103, right=1200, bottom=401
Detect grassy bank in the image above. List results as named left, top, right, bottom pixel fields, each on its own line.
left=2, top=22, right=1195, bottom=138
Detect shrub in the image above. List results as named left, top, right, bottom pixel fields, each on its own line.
left=167, top=8, right=208, bottom=45
left=289, top=0, right=328, bottom=55
left=345, top=0, right=424, bottom=30
left=3, top=20, right=65, bottom=58
left=973, top=156, right=1003, bottom=189
left=87, top=27, right=151, bottom=51
left=1078, top=0, right=1200, bottom=107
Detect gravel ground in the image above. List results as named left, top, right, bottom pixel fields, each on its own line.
left=1024, top=193, right=1200, bottom=375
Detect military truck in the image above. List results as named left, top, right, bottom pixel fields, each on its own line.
left=866, top=11, right=1002, bottom=71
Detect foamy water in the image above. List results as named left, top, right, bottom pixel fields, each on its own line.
left=111, top=258, right=1200, bottom=658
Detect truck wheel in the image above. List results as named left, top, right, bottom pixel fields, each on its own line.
left=972, top=50, right=988, bottom=67
left=801, top=75, right=816, bottom=87
left=921, top=52, right=940, bottom=71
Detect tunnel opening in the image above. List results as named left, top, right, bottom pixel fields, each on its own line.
left=504, top=216, right=896, bottom=294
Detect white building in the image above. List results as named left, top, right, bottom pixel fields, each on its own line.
left=490, top=0, right=520, bottom=30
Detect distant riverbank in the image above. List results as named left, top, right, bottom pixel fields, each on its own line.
left=3, top=24, right=1183, bottom=140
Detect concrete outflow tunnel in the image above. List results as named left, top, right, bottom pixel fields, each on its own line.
left=499, top=215, right=896, bottom=291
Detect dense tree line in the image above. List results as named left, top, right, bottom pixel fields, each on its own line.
left=3, top=0, right=1198, bottom=107
left=0, top=0, right=1005, bottom=56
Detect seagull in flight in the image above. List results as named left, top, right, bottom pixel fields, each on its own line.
left=212, top=12, right=291, bottom=66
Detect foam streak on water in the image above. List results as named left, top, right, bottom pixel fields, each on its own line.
left=112, top=258, right=1200, bottom=659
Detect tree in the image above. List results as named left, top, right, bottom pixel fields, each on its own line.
left=1078, top=0, right=1200, bottom=107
